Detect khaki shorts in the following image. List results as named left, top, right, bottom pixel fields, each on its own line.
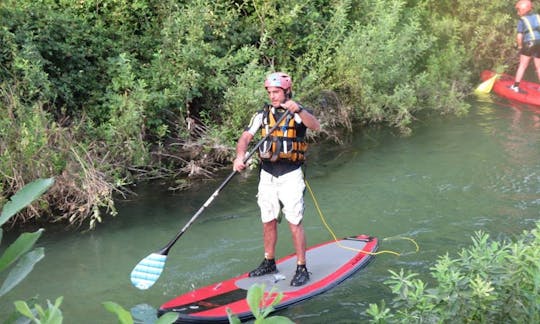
left=257, top=168, right=305, bottom=225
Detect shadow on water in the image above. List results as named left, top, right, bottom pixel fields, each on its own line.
left=1, top=98, right=539, bottom=323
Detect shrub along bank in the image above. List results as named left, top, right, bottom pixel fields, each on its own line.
left=367, top=224, right=540, bottom=323
left=0, top=0, right=517, bottom=228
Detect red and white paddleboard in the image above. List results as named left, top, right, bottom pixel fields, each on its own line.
left=481, top=70, right=540, bottom=107
left=158, top=234, right=378, bottom=323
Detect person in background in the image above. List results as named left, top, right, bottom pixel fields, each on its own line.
left=233, top=72, right=320, bottom=286
left=511, top=0, right=540, bottom=92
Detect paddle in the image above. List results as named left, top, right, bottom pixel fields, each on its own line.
left=475, top=73, right=499, bottom=94
left=131, top=109, right=291, bottom=290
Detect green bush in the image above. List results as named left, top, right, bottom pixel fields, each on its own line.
left=367, top=223, right=540, bottom=323
left=0, top=0, right=521, bottom=227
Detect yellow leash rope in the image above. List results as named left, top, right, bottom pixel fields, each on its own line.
left=305, top=180, right=419, bottom=256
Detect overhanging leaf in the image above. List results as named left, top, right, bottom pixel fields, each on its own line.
left=14, top=300, right=34, bottom=318
left=0, top=229, right=44, bottom=273
left=0, top=248, right=45, bottom=297
left=246, top=283, right=265, bottom=318
left=0, top=178, right=54, bottom=226
left=46, top=297, right=64, bottom=324
left=156, top=312, right=179, bottom=324
left=103, top=301, right=133, bottom=324
left=226, top=308, right=242, bottom=324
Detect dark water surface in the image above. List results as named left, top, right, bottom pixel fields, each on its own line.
left=1, top=98, right=539, bottom=323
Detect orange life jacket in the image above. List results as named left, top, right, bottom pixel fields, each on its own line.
left=258, top=108, right=307, bottom=163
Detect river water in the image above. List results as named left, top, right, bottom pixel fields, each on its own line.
left=1, top=97, right=539, bottom=323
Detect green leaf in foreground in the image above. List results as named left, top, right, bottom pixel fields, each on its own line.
left=0, top=229, right=44, bottom=273
left=0, top=247, right=45, bottom=297
left=14, top=296, right=63, bottom=324
left=156, top=312, right=179, bottom=324
left=247, top=283, right=265, bottom=318
left=14, top=300, right=34, bottom=318
left=0, top=178, right=54, bottom=226
left=103, top=301, right=134, bottom=324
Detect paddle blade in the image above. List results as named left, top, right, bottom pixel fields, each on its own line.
left=130, top=253, right=167, bottom=290
left=475, top=74, right=498, bottom=94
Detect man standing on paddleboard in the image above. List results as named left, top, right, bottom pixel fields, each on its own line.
left=511, top=0, right=540, bottom=92
left=233, top=72, right=320, bottom=286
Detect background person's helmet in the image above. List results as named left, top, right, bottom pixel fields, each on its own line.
left=516, top=0, right=532, bottom=12
left=264, top=72, right=292, bottom=97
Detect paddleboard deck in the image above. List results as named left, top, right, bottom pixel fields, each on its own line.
left=481, top=70, right=540, bottom=107
left=158, top=234, right=378, bottom=323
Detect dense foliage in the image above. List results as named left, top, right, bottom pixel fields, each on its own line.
left=367, top=223, right=540, bottom=323
left=0, top=0, right=518, bottom=228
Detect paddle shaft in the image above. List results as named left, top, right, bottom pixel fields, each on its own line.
left=158, top=110, right=292, bottom=255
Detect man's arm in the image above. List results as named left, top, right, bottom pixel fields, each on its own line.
left=281, top=100, right=320, bottom=131
left=233, top=131, right=254, bottom=171
left=297, top=109, right=320, bottom=131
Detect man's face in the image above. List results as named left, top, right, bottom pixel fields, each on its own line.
left=516, top=5, right=529, bottom=16
left=266, top=86, right=286, bottom=107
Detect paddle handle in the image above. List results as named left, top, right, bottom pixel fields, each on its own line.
left=159, top=111, right=291, bottom=255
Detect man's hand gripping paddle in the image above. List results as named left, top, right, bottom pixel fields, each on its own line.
left=130, top=110, right=291, bottom=290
